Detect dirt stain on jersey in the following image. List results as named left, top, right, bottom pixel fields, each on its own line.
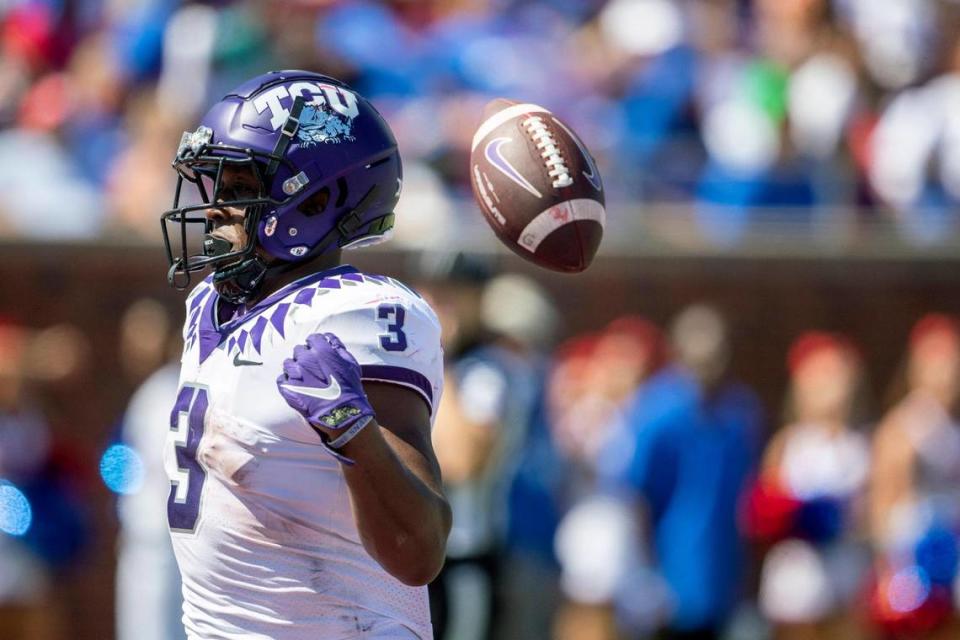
left=340, top=614, right=374, bottom=634
left=199, top=411, right=259, bottom=486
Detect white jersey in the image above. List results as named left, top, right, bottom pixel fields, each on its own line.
left=163, top=265, right=443, bottom=640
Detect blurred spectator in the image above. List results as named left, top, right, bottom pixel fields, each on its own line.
left=0, top=126, right=105, bottom=239
left=869, top=314, right=960, bottom=639
left=109, top=298, right=185, bottom=640
left=746, top=332, right=870, bottom=639
left=0, top=320, right=54, bottom=638
left=548, top=316, right=666, bottom=495
left=551, top=315, right=667, bottom=640
left=0, top=319, right=91, bottom=640
left=498, top=380, right=564, bottom=640
left=118, top=297, right=175, bottom=384
left=558, top=304, right=763, bottom=640
left=104, top=89, right=187, bottom=240
left=868, top=27, right=960, bottom=244
left=429, top=267, right=558, bottom=640
left=500, top=314, right=666, bottom=640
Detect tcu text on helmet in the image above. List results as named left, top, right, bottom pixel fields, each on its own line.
left=253, top=82, right=359, bottom=130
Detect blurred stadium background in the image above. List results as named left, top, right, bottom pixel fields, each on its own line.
left=3, top=0, right=960, bottom=639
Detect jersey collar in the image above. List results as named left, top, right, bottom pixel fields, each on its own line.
left=197, top=264, right=358, bottom=363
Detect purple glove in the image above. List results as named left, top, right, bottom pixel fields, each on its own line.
left=277, top=333, right=375, bottom=461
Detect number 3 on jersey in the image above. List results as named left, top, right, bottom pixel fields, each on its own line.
left=167, top=384, right=209, bottom=532
left=378, top=304, right=407, bottom=352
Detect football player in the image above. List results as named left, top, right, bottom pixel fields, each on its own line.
left=160, top=70, right=451, bottom=639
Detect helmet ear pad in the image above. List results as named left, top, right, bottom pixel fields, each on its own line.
left=298, top=188, right=331, bottom=217
left=255, top=148, right=401, bottom=263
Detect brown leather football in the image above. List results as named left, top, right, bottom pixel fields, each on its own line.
left=470, top=99, right=605, bottom=273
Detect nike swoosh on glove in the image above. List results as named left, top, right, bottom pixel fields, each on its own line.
left=277, top=333, right=375, bottom=462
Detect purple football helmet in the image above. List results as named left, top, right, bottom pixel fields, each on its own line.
left=161, top=70, right=402, bottom=302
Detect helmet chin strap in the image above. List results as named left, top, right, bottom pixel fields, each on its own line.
left=212, top=256, right=269, bottom=305
left=212, top=251, right=324, bottom=306
left=204, top=232, right=273, bottom=305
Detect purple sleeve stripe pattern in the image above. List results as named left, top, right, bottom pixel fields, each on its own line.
left=295, top=287, right=316, bottom=306
left=250, top=317, right=268, bottom=353
left=270, top=303, right=290, bottom=338
left=318, top=278, right=342, bottom=289
left=360, top=365, right=434, bottom=412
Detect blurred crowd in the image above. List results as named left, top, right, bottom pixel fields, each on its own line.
left=0, top=318, right=94, bottom=637
left=421, top=264, right=960, bottom=640
left=0, top=297, right=185, bottom=638
left=4, top=0, right=960, bottom=246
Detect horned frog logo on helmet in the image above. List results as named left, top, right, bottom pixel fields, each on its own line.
left=297, top=103, right=356, bottom=146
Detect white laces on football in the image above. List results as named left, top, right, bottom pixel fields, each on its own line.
left=523, top=115, right=573, bottom=188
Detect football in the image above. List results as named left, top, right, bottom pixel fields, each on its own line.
left=470, top=99, right=605, bottom=273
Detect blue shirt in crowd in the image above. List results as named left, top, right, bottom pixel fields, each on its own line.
left=600, top=367, right=763, bottom=632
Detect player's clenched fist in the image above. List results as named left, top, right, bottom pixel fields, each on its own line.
left=277, top=333, right=375, bottom=461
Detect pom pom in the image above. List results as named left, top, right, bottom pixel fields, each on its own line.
left=741, top=478, right=801, bottom=543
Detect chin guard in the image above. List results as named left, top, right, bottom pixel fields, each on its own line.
left=212, top=255, right=270, bottom=304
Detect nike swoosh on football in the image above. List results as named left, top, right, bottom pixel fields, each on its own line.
left=552, top=118, right=603, bottom=192
left=484, top=137, right=542, bottom=198
left=233, top=353, right=263, bottom=367
left=280, top=377, right=342, bottom=401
